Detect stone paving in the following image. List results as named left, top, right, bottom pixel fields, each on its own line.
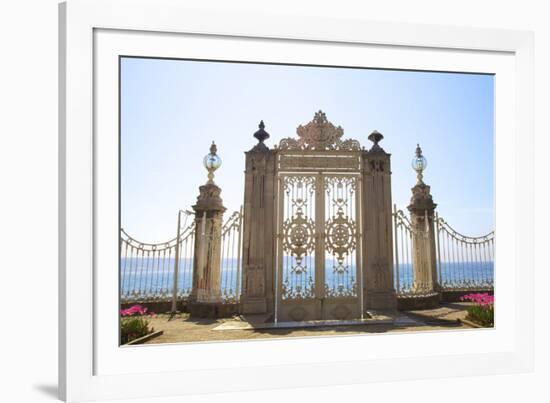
left=138, top=302, right=476, bottom=345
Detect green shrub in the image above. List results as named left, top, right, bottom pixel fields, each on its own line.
left=461, top=293, right=494, bottom=327
left=120, top=316, right=154, bottom=344
left=466, top=304, right=494, bottom=327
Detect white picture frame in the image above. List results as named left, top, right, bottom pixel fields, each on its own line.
left=59, top=0, right=534, bottom=401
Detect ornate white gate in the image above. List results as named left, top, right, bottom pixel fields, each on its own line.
left=273, top=112, right=364, bottom=321
left=276, top=172, right=362, bottom=321
left=241, top=111, right=396, bottom=320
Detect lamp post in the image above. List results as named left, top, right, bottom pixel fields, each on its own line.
left=407, top=144, right=438, bottom=300
left=188, top=142, right=227, bottom=317
left=411, top=143, right=428, bottom=184
left=203, top=141, right=222, bottom=185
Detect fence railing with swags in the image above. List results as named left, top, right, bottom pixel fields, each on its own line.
left=393, top=206, right=494, bottom=296
left=435, top=215, right=494, bottom=290
left=120, top=208, right=243, bottom=304
left=121, top=205, right=494, bottom=304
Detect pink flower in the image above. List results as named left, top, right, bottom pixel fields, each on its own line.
left=120, top=304, right=154, bottom=317
left=460, top=293, right=494, bottom=307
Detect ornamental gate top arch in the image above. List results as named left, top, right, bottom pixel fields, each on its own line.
left=277, top=110, right=362, bottom=151
left=241, top=111, right=397, bottom=322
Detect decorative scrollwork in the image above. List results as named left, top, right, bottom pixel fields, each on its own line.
left=282, top=207, right=315, bottom=274
left=322, top=175, right=359, bottom=297
left=282, top=175, right=316, bottom=192
left=278, top=110, right=362, bottom=151
left=338, top=139, right=362, bottom=151
left=325, top=205, right=356, bottom=272
left=278, top=137, right=301, bottom=150
left=281, top=175, right=317, bottom=299
left=323, top=175, right=357, bottom=192
left=324, top=280, right=357, bottom=298
left=282, top=276, right=315, bottom=299
left=324, top=176, right=357, bottom=274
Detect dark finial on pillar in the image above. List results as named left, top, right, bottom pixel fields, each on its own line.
left=251, top=120, right=270, bottom=152
left=368, top=130, right=385, bottom=153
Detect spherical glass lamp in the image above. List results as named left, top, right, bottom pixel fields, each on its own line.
left=411, top=143, right=427, bottom=183
left=203, top=141, right=222, bottom=184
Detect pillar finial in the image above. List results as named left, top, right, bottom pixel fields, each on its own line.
left=368, top=130, right=385, bottom=152
left=251, top=120, right=270, bottom=152
left=254, top=120, right=269, bottom=143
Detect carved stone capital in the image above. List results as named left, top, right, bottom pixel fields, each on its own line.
left=193, top=183, right=226, bottom=214
left=407, top=182, right=437, bottom=215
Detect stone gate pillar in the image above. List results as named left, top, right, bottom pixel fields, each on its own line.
left=240, top=122, right=277, bottom=315
left=188, top=142, right=227, bottom=317
left=361, top=131, right=397, bottom=309
left=407, top=144, right=438, bottom=294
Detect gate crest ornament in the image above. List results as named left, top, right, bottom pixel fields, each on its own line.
left=278, top=110, right=362, bottom=151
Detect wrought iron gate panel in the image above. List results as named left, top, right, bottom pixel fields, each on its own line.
left=323, top=175, right=359, bottom=298
left=276, top=170, right=362, bottom=321
left=280, top=175, right=317, bottom=300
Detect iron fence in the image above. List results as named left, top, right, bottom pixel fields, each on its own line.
left=393, top=205, right=494, bottom=296
left=120, top=208, right=243, bottom=303
left=435, top=214, right=494, bottom=290
left=219, top=208, right=243, bottom=302
left=121, top=205, right=494, bottom=303
left=393, top=207, right=422, bottom=295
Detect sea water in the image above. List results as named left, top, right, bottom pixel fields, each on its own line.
left=120, top=257, right=494, bottom=297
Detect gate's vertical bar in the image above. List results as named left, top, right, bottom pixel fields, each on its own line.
left=406, top=223, right=411, bottom=292
left=315, top=173, right=325, bottom=317
left=393, top=204, right=400, bottom=295
left=235, top=205, right=244, bottom=301
left=400, top=218, right=407, bottom=292
left=435, top=212, right=442, bottom=290
left=171, top=210, right=182, bottom=314
left=220, top=219, right=228, bottom=299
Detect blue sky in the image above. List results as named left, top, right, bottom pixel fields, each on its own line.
left=121, top=57, right=494, bottom=243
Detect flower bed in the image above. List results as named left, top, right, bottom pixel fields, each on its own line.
left=460, top=293, right=494, bottom=327
left=120, top=304, right=157, bottom=344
